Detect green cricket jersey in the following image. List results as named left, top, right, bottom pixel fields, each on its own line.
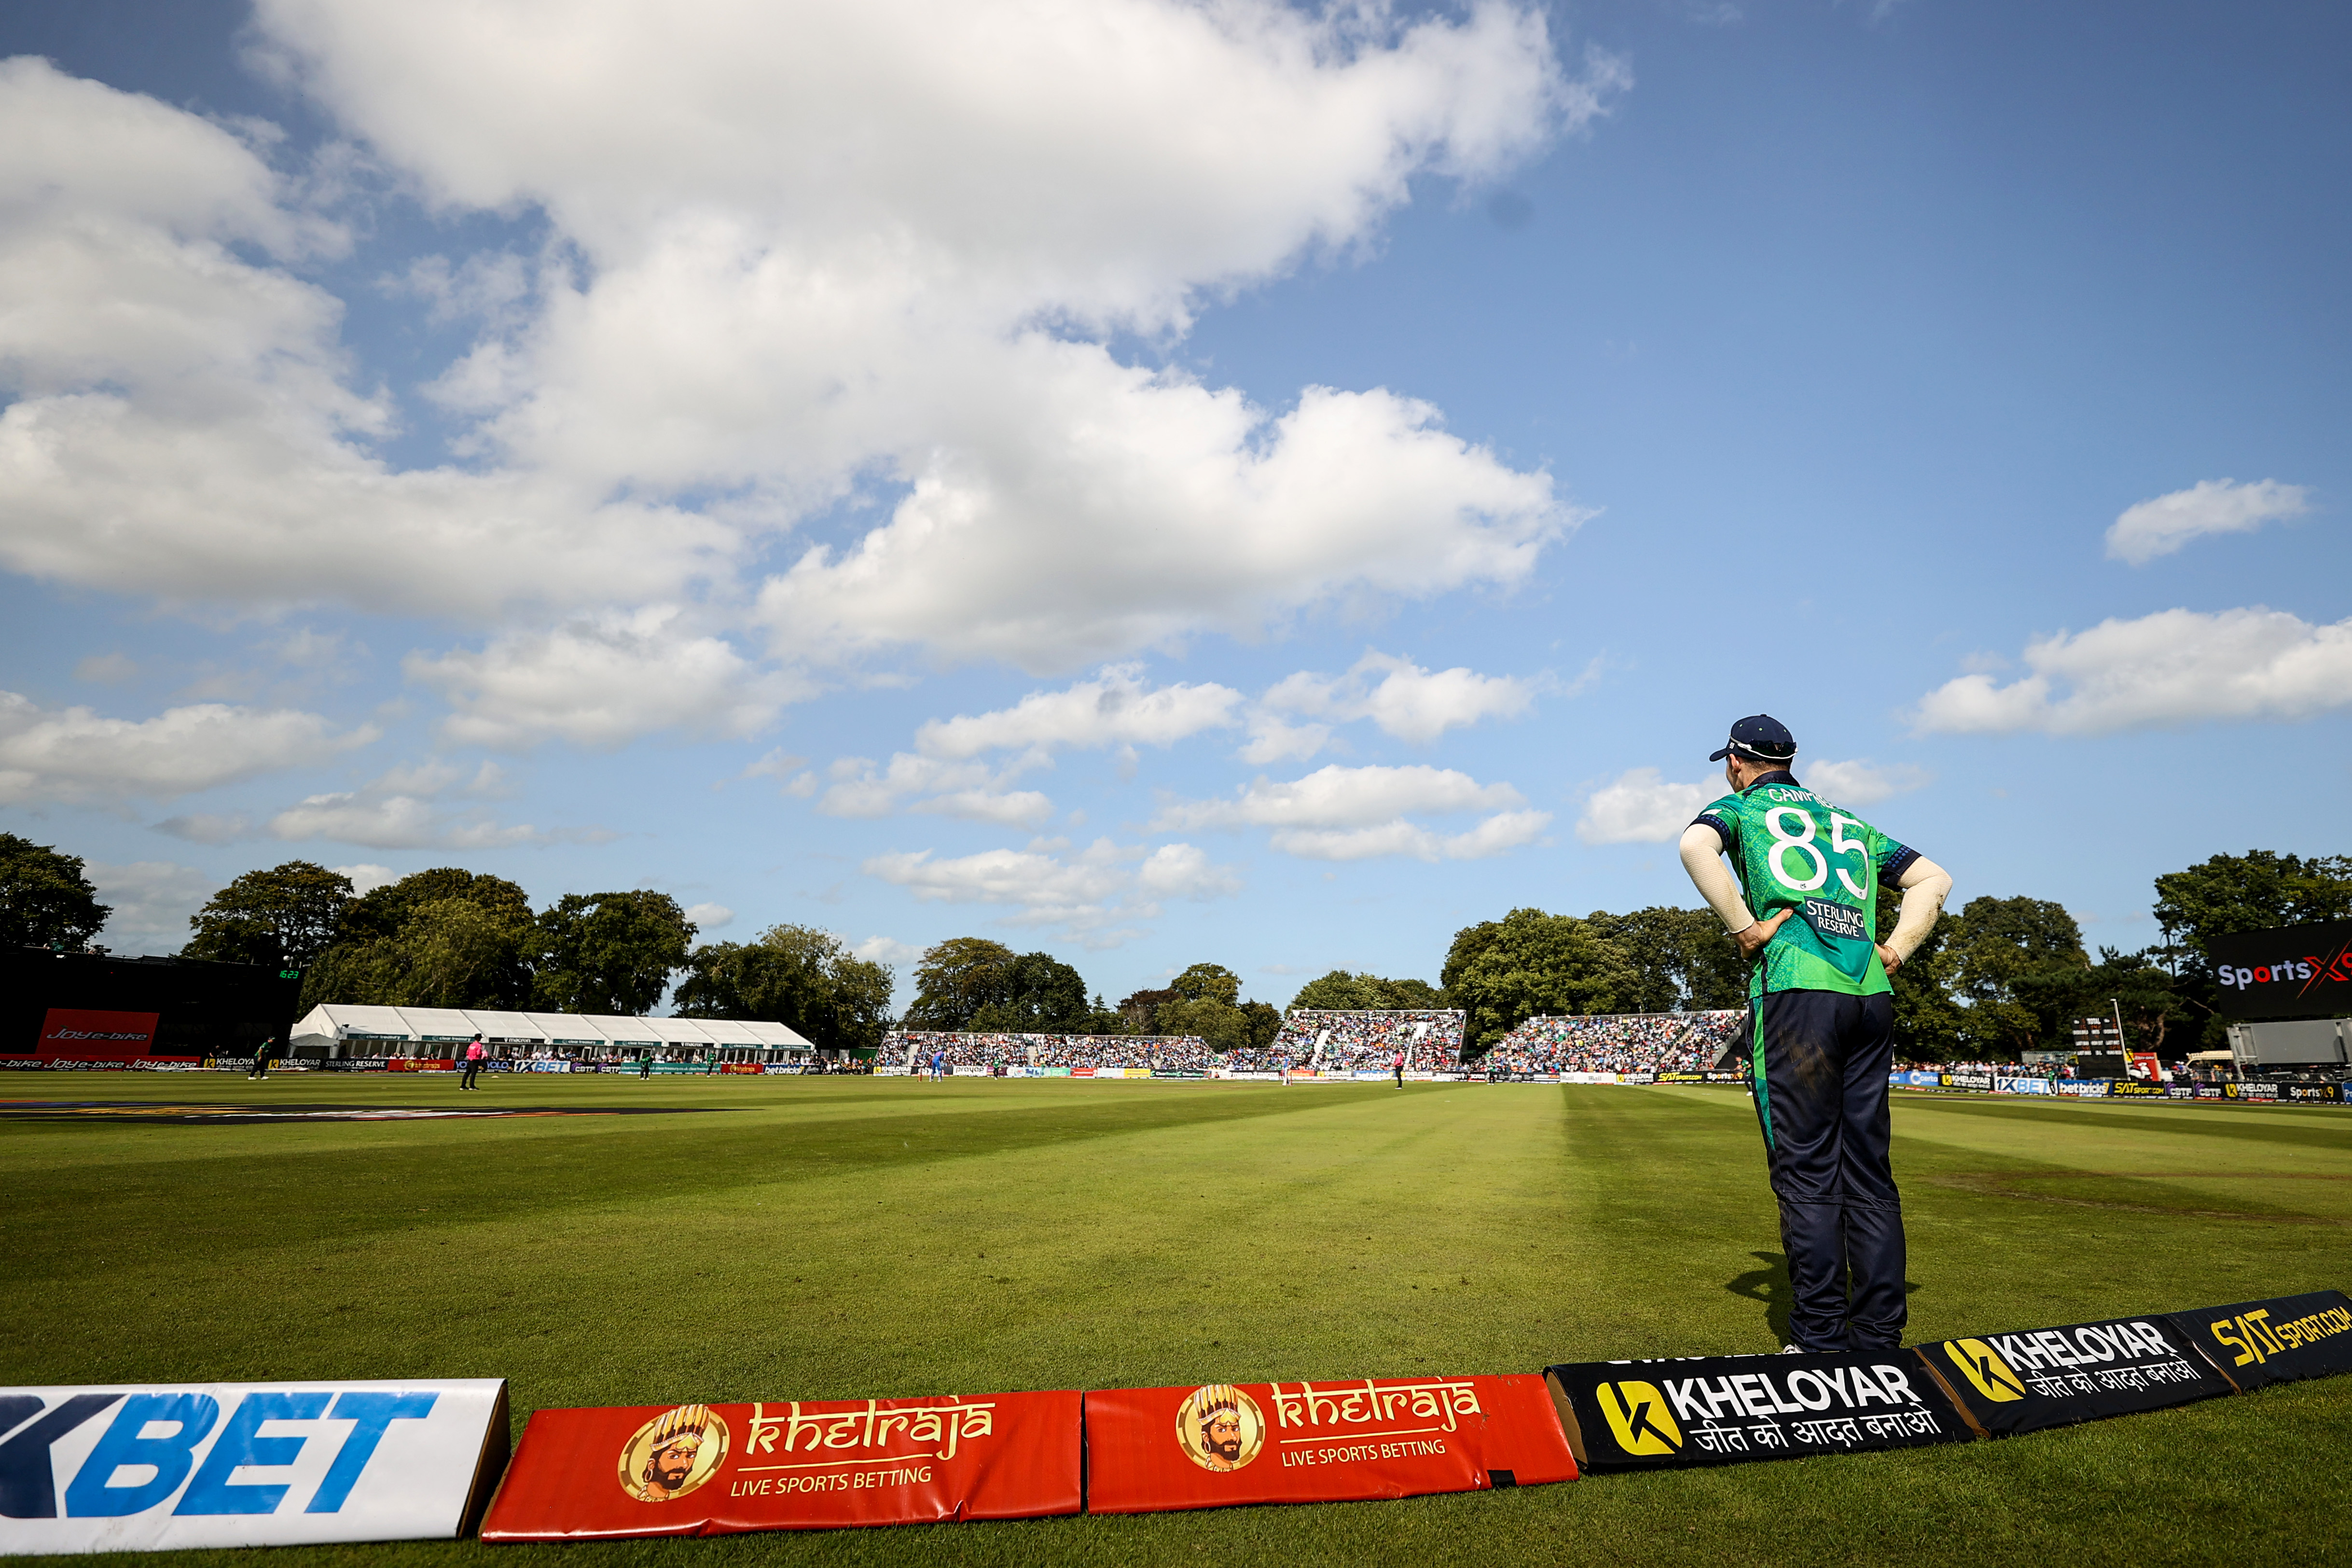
left=1691, top=770, right=1920, bottom=1000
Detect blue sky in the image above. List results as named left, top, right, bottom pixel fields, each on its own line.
left=1, top=0, right=2343, bottom=1009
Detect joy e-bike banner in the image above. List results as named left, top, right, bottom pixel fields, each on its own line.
left=1920, top=1314, right=2233, bottom=1437
left=2161, top=1292, right=2352, bottom=1393
left=1542, top=1352, right=1967, bottom=1471
left=0, top=1380, right=507, bottom=1555
left=478, top=1391, right=1079, bottom=1539
left=1082, top=1376, right=1575, bottom=1514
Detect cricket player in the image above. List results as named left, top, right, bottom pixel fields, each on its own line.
left=1679, top=715, right=1951, bottom=1351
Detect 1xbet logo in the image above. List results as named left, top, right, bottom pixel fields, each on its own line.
left=0, top=1391, right=436, bottom=1518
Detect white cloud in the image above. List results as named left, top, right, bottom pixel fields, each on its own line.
left=330, top=861, right=398, bottom=894
left=818, top=752, right=1051, bottom=824
left=1261, top=650, right=1540, bottom=744
left=0, top=690, right=374, bottom=805
left=1155, top=764, right=1525, bottom=831
left=263, top=761, right=564, bottom=848
left=683, top=901, right=734, bottom=930
left=0, top=59, right=734, bottom=619
left=2106, top=478, right=2310, bottom=565
left=863, top=835, right=1238, bottom=944
left=1803, top=759, right=1932, bottom=807
left=74, top=653, right=139, bottom=684
left=1152, top=762, right=1543, bottom=862
left=407, top=607, right=796, bottom=749
left=1576, top=767, right=1714, bottom=845
left=87, top=860, right=215, bottom=953
left=915, top=665, right=1243, bottom=759
left=911, top=790, right=1057, bottom=829
left=855, top=935, right=923, bottom=966
left=1914, top=607, right=2352, bottom=735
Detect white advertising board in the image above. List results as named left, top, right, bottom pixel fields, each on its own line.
left=0, top=1379, right=506, bottom=1554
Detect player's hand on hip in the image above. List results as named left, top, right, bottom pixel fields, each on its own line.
left=1732, top=908, right=1792, bottom=958
left=1875, top=942, right=1902, bottom=976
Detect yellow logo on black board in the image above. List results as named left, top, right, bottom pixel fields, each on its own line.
left=1596, top=1381, right=1682, bottom=1456
left=1944, top=1340, right=2026, bottom=1402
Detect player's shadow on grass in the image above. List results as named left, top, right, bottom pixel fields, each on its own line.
left=1727, top=1251, right=1922, bottom=1348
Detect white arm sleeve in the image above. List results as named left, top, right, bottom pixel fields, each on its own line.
left=1678, top=823, right=1757, bottom=934
left=1885, top=855, right=1952, bottom=963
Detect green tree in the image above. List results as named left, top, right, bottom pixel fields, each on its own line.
left=534, top=890, right=696, bottom=1014
left=1240, top=999, right=1281, bottom=1049
left=903, top=937, right=1018, bottom=1030
left=1874, top=894, right=1965, bottom=1061
left=2085, top=945, right=2195, bottom=1057
left=1286, top=970, right=1443, bottom=1011
left=183, top=861, right=353, bottom=971
left=304, top=868, right=536, bottom=1009
left=674, top=924, right=894, bottom=1053
left=1941, top=896, right=2091, bottom=1059
left=968, top=951, right=1092, bottom=1032
left=1117, top=986, right=1177, bottom=1034
left=2153, top=850, right=2352, bottom=960
left=0, top=833, right=110, bottom=951
left=2153, top=851, right=2352, bottom=1046
left=1440, top=908, right=1642, bottom=1054
left=1583, top=907, right=1749, bottom=1013
left=1169, top=962, right=1242, bottom=1006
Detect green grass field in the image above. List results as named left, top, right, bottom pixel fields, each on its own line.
left=6, top=1073, right=2351, bottom=1566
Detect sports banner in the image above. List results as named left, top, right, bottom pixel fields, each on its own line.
left=1083, top=1375, right=1574, bottom=1514
left=1542, top=1351, right=1966, bottom=1471
left=0, top=1379, right=506, bottom=1555
left=2162, top=1292, right=2352, bottom=1393
left=2207, top=918, right=2352, bottom=1020
left=478, top=1391, right=1079, bottom=1539
left=31, top=1010, right=159, bottom=1062
left=1920, top=1314, right=2233, bottom=1437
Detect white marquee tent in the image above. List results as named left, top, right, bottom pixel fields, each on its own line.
left=289, top=1003, right=814, bottom=1062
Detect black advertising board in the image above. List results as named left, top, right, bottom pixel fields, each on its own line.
left=0, top=949, right=303, bottom=1061
left=1542, top=1352, right=1969, bottom=1471
left=2162, top=1292, right=2352, bottom=1393
left=2206, top=920, right=2352, bottom=1021
left=1920, top=1314, right=2233, bottom=1437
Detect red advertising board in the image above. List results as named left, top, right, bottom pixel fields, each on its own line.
left=34, top=1008, right=159, bottom=1060
left=1084, top=1375, right=1575, bottom=1514
left=479, top=1391, right=1080, bottom=1540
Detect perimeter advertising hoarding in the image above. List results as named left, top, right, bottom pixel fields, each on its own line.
left=478, top=1391, right=1079, bottom=1539
left=1920, top=1314, right=2233, bottom=1437
left=2207, top=920, right=2352, bottom=1020
left=1542, top=1352, right=1965, bottom=1471
left=0, top=1379, right=507, bottom=1555
left=1082, top=1376, right=1574, bottom=1514
left=2161, top=1292, right=2352, bottom=1393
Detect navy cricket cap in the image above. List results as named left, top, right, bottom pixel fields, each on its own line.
left=1710, top=714, right=1797, bottom=763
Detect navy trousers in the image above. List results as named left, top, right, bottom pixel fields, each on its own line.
left=1748, top=989, right=1906, bottom=1351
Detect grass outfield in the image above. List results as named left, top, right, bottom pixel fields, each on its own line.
left=6, top=1073, right=2351, bottom=1567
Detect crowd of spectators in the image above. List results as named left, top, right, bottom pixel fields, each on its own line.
left=888, top=1031, right=1216, bottom=1072
left=1221, top=1010, right=1467, bottom=1073
left=1483, top=1011, right=1745, bottom=1076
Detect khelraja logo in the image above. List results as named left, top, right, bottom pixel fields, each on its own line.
left=1943, top=1340, right=2026, bottom=1402
left=1595, top=1383, right=1681, bottom=1456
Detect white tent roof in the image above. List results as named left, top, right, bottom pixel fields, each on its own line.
left=524, top=1012, right=611, bottom=1044
left=291, top=1003, right=810, bottom=1050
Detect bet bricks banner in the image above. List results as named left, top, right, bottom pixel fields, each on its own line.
left=479, top=1391, right=1079, bottom=1540
left=1543, top=1351, right=1965, bottom=1471
left=2162, top=1292, right=2352, bottom=1393
left=0, top=1379, right=507, bottom=1555
left=1921, top=1314, right=2233, bottom=1437
left=1083, top=1376, right=1574, bottom=1514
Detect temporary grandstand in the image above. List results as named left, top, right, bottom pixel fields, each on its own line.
left=888, top=1031, right=1213, bottom=1072
left=1489, top=1011, right=1745, bottom=1076
left=288, top=1003, right=814, bottom=1063
left=1260, top=1009, right=1467, bottom=1072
